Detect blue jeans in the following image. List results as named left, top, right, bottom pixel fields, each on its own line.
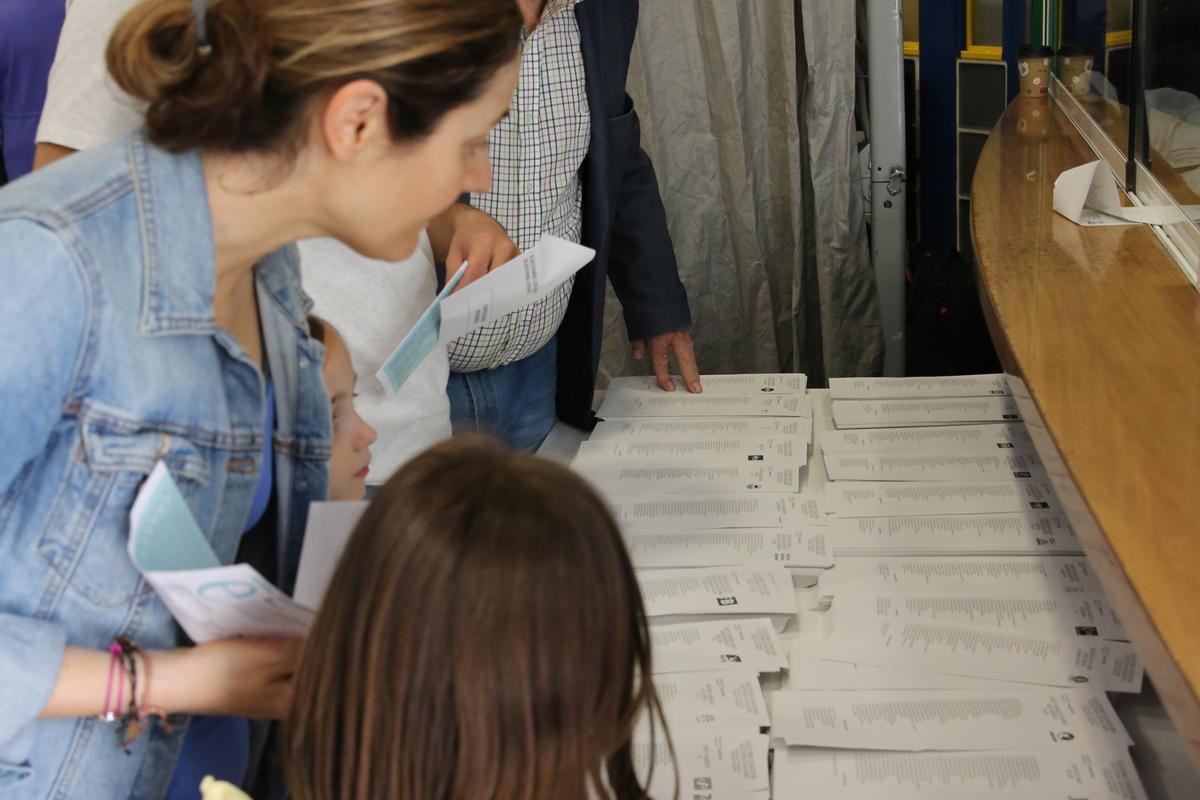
left=447, top=338, right=558, bottom=451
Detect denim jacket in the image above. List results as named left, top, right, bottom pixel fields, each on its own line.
left=0, top=133, right=331, bottom=799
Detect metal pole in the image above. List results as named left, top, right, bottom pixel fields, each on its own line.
left=867, top=0, right=908, bottom=376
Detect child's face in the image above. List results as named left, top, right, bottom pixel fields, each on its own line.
left=322, top=332, right=378, bottom=501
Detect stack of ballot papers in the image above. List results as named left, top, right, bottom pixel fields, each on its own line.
left=577, top=373, right=825, bottom=588
left=576, top=373, right=830, bottom=797
left=769, top=375, right=1150, bottom=800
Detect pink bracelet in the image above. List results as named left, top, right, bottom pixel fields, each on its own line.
left=101, top=642, right=122, bottom=722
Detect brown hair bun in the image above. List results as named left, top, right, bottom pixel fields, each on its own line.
left=105, top=0, right=521, bottom=154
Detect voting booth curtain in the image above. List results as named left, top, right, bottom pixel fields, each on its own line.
left=599, top=0, right=882, bottom=386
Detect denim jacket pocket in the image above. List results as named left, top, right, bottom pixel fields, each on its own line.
left=0, top=758, right=33, bottom=789
left=37, top=423, right=209, bottom=609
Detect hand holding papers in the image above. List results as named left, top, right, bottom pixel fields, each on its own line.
left=1054, top=159, right=1189, bottom=227
left=128, top=463, right=313, bottom=642
left=376, top=236, right=594, bottom=394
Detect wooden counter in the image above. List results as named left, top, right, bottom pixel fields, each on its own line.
left=971, top=98, right=1200, bottom=759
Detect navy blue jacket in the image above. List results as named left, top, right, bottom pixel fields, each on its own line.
left=559, top=0, right=692, bottom=428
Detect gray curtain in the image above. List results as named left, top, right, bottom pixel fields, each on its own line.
left=599, top=0, right=882, bottom=386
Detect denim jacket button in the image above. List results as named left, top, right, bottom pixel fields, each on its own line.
left=298, top=357, right=309, bottom=369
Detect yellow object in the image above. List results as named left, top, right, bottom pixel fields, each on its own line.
left=199, top=776, right=253, bottom=800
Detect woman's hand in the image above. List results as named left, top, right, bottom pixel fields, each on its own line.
left=150, top=637, right=304, bottom=720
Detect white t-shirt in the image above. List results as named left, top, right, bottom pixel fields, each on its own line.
left=36, top=0, right=144, bottom=150
left=301, top=235, right=451, bottom=483
left=36, top=0, right=451, bottom=482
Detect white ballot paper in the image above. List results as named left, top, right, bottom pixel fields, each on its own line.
left=1054, top=159, right=1189, bottom=227
left=590, top=416, right=812, bottom=444
left=636, top=731, right=770, bottom=799
left=824, top=452, right=1046, bottom=482
left=128, top=462, right=314, bottom=642
left=829, top=374, right=1010, bottom=400
left=817, top=556, right=1103, bottom=600
left=650, top=618, right=788, bottom=674
left=610, top=372, right=808, bottom=395
left=821, top=422, right=1035, bottom=455
left=771, top=687, right=1130, bottom=751
left=573, top=436, right=807, bottom=466
left=773, top=745, right=1149, bottom=800
left=787, top=650, right=1029, bottom=690
left=830, top=591, right=1127, bottom=641
left=831, top=512, right=1081, bottom=556
left=577, top=463, right=802, bottom=495
left=438, top=235, right=594, bottom=342
left=609, top=493, right=827, bottom=529
left=597, top=391, right=812, bottom=420
left=292, top=500, right=368, bottom=609
left=831, top=397, right=1021, bottom=428
left=826, top=480, right=1062, bottom=518
left=624, top=528, right=832, bottom=570
left=638, top=565, right=796, bottom=632
left=814, top=619, right=1144, bottom=692
left=652, top=669, right=770, bottom=729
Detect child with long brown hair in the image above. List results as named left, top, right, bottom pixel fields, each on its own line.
left=285, top=436, right=670, bottom=800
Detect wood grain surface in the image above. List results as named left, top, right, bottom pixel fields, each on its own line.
left=971, top=96, right=1200, bottom=760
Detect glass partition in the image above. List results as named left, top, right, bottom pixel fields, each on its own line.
left=1046, top=0, right=1200, bottom=284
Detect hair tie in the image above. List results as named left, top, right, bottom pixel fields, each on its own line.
left=192, top=0, right=212, bottom=55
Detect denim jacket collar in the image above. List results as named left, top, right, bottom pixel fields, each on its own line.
left=130, top=132, right=311, bottom=337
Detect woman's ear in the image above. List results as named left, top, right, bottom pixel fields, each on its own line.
left=321, top=79, right=390, bottom=161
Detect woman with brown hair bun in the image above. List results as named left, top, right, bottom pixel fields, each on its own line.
left=283, top=436, right=671, bottom=800
left=0, top=0, right=519, bottom=797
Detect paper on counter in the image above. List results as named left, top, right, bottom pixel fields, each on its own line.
left=829, top=591, right=1127, bottom=641
left=814, top=618, right=1144, bottom=692
left=597, top=391, right=812, bottom=419
left=608, top=492, right=827, bottom=529
left=817, top=556, right=1103, bottom=599
left=825, top=480, right=1061, bottom=517
left=625, top=528, right=831, bottom=570
left=611, top=372, right=807, bottom=395
left=574, top=436, right=807, bottom=466
left=128, top=462, right=313, bottom=642
left=831, top=512, right=1081, bottom=556
left=1054, top=159, right=1190, bottom=227
left=652, top=669, right=770, bottom=729
left=831, top=397, right=1021, bottom=428
left=577, top=463, right=802, bottom=495
left=292, top=500, right=368, bottom=609
left=786, top=650, right=1030, bottom=690
left=635, top=730, right=770, bottom=799
left=650, top=618, right=788, bottom=674
left=771, top=687, right=1130, bottom=751
left=773, top=745, right=1149, bottom=800
left=439, top=235, right=595, bottom=342
left=590, top=416, right=812, bottom=445
left=638, top=565, right=796, bottom=632
left=824, top=452, right=1046, bottom=482
left=829, top=374, right=1010, bottom=400
left=821, top=423, right=1034, bottom=455
left=375, top=266, right=465, bottom=395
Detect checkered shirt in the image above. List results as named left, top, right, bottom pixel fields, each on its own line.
left=447, top=0, right=590, bottom=372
